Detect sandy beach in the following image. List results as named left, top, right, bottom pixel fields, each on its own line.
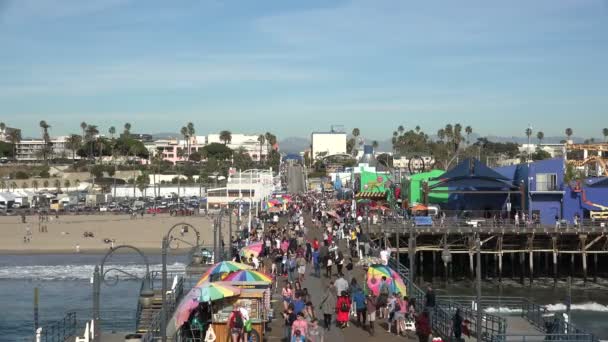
left=0, top=213, right=232, bottom=254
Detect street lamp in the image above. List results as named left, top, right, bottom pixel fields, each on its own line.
left=161, top=223, right=200, bottom=342
left=475, top=233, right=482, bottom=341
left=93, top=245, right=152, bottom=340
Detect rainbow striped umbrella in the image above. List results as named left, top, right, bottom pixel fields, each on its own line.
left=366, top=265, right=392, bottom=295
left=390, top=270, right=407, bottom=296
left=196, top=261, right=252, bottom=286
left=198, top=282, right=241, bottom=302
left=175, top=282, right=241, bottom=329
left=223, top=270, right=272, bottom=283
left=240, top=241, right=264, bottom=258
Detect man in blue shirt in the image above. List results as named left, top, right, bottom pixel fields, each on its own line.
left=312, top=249, right=320, bottom=278
left=293, top=294, right=306, bottom=315
left=351, top=289, right=367, bottom=327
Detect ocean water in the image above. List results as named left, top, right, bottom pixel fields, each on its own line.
left=0, top=253, right=188, bottom=342
left=430, top=277, right=608, bottom=339
left=3, top=254, right=608, bottom=341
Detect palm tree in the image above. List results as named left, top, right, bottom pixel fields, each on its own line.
left=257, top=134, right=266, bottom=162
left=80, top=122, right=87, bottom=140
left=53, top=179, right=61, bottom=192
left=397, top=125, right=405, bottom=134
left=31, top=180, right=39, bottom=191
left=64, top=179, right=71, bottom=190
left=0, top=180, right=5, bottom=191
left=39, top=120, right=51, bottom=163
left=180, top=126, right=189, bottom=160
left=21, top=181, right=28, bottom=190
left=66, top=134, right=82, bottom=163
left=124, top=123, right=131, bottom=137
left=372, top=140, right=379, bottom=150
left=219, top=130, right=232, bottom=145
left=603, top=128, right=608, bottom=143
left=437, top=129, right=446, bottom=143
left=444, top=124, right=453, bottom=141
left=415, top=125, right=421, bottom=133
left=565, top=128, right=573, bottom=141
left=109, top=126, right=116, bottom=139
left=43, top=180, right=49, bottom=188
left=465, top=126, right=473, bottom=145
left=85, top=125, right=99, bottom=160
left=537, top=131, right=544, bottom=145
left=525, top=127, right=533, bottom=140
left=10, top=181, right=17, bottom=192
left=7, top=129, right=21, bottom=160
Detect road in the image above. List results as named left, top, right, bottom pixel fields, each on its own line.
left=286, top=164, right=306, bottom=194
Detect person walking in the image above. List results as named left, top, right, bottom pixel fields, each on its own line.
left=425, top=286, right=436, bottom=311
left=336, top=291, right=351, bottom=329
left=307, top=318, right=324, bottom=342
left=291, top=312, right=308, bottom=339
left=452, top=308, right=463, bottom=342
left=283, top=304, right=297, bottom=342
left=319, top=286, right=336, bottom=331
left=352, top=287, right=367, bottom=327
left=228, top=305, right=244, bottom=342
left=415, top=310, right=431, bottom=342
left=282, top=282, right=293, bottom=311
left=366, top=293, right=377, bottom=336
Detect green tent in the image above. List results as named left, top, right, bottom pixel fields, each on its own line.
left=409, top=169, right=448, bottom=204
left=360, top=170, right=390, bottom=193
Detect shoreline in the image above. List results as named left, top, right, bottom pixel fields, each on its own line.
left=0, top=214, right=229, bottom=256
left=0, top=247, right=193, bottom=256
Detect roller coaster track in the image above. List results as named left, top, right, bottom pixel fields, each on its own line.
left=566, top=156, right=608, bottom=176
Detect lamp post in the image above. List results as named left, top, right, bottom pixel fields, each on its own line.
left=161, top=223, right=200, bottom=342
left=475, top=233, right=482, bottom=341
left=408, top=223, right=416, bottom=286
left=93, top=245, right=153, bottom=340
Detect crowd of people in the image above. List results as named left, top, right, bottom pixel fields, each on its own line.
left=226, top=193, right=468, bottom=342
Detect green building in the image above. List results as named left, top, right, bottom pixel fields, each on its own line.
left=408, top=169, right=448, bottom=205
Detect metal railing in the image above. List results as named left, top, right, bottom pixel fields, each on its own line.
left=37, top=309, right=137, bottom=342
left=436, top=296, right=598, bottom=342
left=389, top=259, right=507, bottom=342
left=494, top=334, right=594, bottom=342
left=37, top=311, right=77, bottom=342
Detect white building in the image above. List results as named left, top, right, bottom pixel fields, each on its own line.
left=519, top=143, right=566, bottom=158
left=207, top=134, right=269, bottom=161
left=311, top=132, right=347, bottom=160
left=206, top=169, right=276, bottom=208
left=15, top=136, right=72, bottom=161
left=147, top=134, right=270, bottom=165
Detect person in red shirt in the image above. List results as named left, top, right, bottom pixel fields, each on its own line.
left=228, top=305, right=244, bottom=342
left=335, top=291, right=351, bottom=329
left=312, top=238, right=320, bottom=251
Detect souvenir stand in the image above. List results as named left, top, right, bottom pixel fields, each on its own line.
left=211, top=281, right=271, bottom=342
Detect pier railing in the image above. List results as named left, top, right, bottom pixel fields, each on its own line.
left=389, top=259, right=507, bottom=341
left=436, top=296, right=598, bottom=342
left=37, top=309, right=137, bottom=342
left=37, top=311, right=77, bottom=342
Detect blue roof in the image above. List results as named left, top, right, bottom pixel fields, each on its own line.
left=430, top=158, right=516, bottom=189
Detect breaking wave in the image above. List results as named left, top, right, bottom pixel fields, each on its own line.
left=485, top=302, right=608, bottom=313
left=0, top=262, right=186, bottom=281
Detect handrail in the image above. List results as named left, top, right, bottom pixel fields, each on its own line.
left=388, top=259, right=507, bottom=341
left=37, top=311, right=77, bottom=342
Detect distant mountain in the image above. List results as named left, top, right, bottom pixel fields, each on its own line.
left=279, top=137, right=310, bottom=153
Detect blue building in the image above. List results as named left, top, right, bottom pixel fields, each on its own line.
left=495, top=158, right=608, bottom=225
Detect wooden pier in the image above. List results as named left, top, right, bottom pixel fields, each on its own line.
left=369, top=223, right=608, bottom=285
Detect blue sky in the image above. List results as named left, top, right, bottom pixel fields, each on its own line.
left=1, top=0, right=607, bottom=140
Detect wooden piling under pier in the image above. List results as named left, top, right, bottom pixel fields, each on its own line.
left=370, top=224, right=608, bottom=284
